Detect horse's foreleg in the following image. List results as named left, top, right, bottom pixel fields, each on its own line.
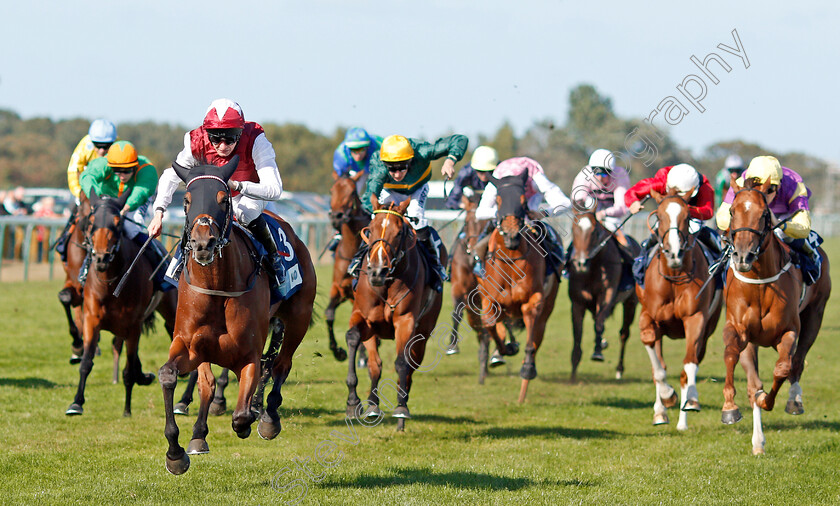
left=757, top=330, right=796, bottom=412
left=112, top=336, right=123, bottom=385
left=448, top=295, right=466, bottom=355
left=677, top=313, right=706, bottom=430
left=345, top=313, right=370, bottom=418
left=325, top=286, right=348, bottom=362
left=788, top=299, right=827, bottom=415
left=518, top=292, right=545, bottom=403
left=174, top=371, right=198, bottom=416
left=592, top=296, right=612, bottom=361
left=394, top=316, right=423, bottom=429
left=160, top=356, right=190, bottom=475
left=209, top=368, right=229, bottom=416
left=738, top=343, right=765, bottom=454
left=66, top=318, right=100, bottom=416
left=187, top=363, right=214, bottom=455
left=363, top=337, right=384, bottom=419
left=121, top=331, right=149, bottom=417
left=721, top=323, right=744, bottom=424
left=231, top=361, right=259, bottom=439
left=57, top=285, right=83, bottom=356
left=478, top=330, right=490, bottom=385
left=616, top=297, right=637, bottom=380
left=570, top=301, right=585, bottom=383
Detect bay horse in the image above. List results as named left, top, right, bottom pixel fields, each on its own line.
left=344, top=197, right=445, bottom=431
left=478, top=173, right=559, bottom=403
left=721, top=176, right=830, bottom=454
left=65, top=188, right=178, bottom=417
left=57, top=197, right=89, bottom=364
left=567, top=207, right=639, bottom=381
left=325, top=171, right=370, bottom=362
left=448, top=192, right=519, bottom=384
left=159, top=157, right=316, bottom=475
left=636, top=188, right=722, bottom=430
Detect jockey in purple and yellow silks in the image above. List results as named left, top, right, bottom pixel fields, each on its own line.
left=716, top=155, right=822, bottom=284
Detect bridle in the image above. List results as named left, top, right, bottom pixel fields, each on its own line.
left=726, top=187, right=772, bottom=259
left=85, top=201, right=126, bottom=267
left=183, top=175, right=233, bottom=265
left=362, top=209, right=416, bottom=281
left=650, top=194, right=696, bottom=261
left=329, top=182, right=363, bottom=229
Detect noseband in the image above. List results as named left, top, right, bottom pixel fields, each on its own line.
left=651, top=195, right=696, bottom=258
left=727, top=187, right=772, bottom=258
left=364, top=209, right=414, bottom=281
left=183, top=175, right=233, bottom=264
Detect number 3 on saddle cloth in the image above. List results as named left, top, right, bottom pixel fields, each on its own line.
left=165, top=214, right=303, bottom=305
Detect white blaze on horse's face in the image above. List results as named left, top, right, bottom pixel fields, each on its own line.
left=665, top=202, right=683, bottom=264
left=577, top=215, right=592, bottom=233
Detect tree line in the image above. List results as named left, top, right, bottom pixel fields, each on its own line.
left=0, top=85, right=828, bottom=206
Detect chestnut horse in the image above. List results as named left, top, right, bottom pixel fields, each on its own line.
left=159, top=157, right=316, bottom=474
left=448, top=192, right=519, bottom=383
left=344, top=197, right=445, bottom=431
left=65, top=188, right=178, bottom=417
left=478, top=173, right=559, bottom=403
left=567, top=207, right=639, bottom=381
left=636, top=188, right=722, bottom=430
left=721, top=176, right=830, bottom=454
left=325, top=171, right=370, bottom=362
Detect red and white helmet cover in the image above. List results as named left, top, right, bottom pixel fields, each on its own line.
left=203, top=98, right=245, bottom=130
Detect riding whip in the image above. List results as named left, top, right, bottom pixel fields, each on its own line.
left=114, top=235, right=154, bottom=297
left=588, top=196, right=649, bottom=260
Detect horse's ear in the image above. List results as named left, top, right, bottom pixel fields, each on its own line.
left=332, top=171, right=339, bottom=181
left=219, top=155, right=239, bottom=182
left=172, top=161, right=190, bottom=183
left=496, top=194, right=502, bottom=208
left=351, top=170, right=365, bottom=182
left=370, top=194, right=381, bottom=211
left=651, top=188, right=663, bottom=202
left=520, top=194, right=526, bottom=206
left=116, top=187, right=132, bottom=209
left=396, top=198, right=411, bottom=215
left=88, top=187, right=99, bottom=205
left=756, top=179, right=773, bottom=194
left=730, top=172, right=742, bottom=192
left=520, top=172, right=529, bottom=187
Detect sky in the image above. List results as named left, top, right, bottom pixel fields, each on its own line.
left=2, top=0, right=838, bottom=163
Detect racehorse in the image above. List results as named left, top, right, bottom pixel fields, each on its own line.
left=721, top=176, right=831, bottom=454
left=325, top=171, right=370, bottom=362
left=567, top=207, right=639, bottom=381
left=344, top=197, right=445, bottom=431
left=65, top=188, right=178, bottom=417
left=448, top=192, right=519, bottom=384
left=636, top=188, right=722, bottom=429
left=159, top=157, right=316, bottom=474
left=477, top=173, right=559, bottom=403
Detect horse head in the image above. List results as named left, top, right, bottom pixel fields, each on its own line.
left=652, top=187, right=694, bottom=269
left=329, top=171, right=364, bottom=230
left=173, top=155, right=239, bottom=266
left=461, top=190, right=485, bottom=253
left=491, top=173, right=528, bottom=250
left=361, top=195, right=413, bottom=287
left=86, top=187, right=131, bottom=272
left=728, top=175, right=774, bottom=272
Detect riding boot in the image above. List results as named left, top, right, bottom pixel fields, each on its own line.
left=697, top=226, right=722, bottom=258
left=327, top=233, right=342, bottom=252
left=417, top=226, right=446, bottom=293
left=136, top=233, right=172, bottom=291
left=347, top=243, right=369, bottom=277
left=247, top=215, right=286, bottom=288
left=56, top=207, right=78, bottom=263
left=782, top=233, right=821, bottom=285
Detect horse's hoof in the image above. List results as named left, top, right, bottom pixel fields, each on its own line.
left=615, top=370, right=623, bottom=380
left=505, top=342, right=520, bottom=356
left=752, top=447, right=765, bottom=456
left=446, top=344, right=460, bottom=356
left=137, top=372, right=155, bottom=386
left=682, top=399, right=701, bottom=412
left=785, top=399, right=804, bottom=415
left=165, top=453, right=190, bottom=475
left=661, top=391, right=678, bottom=408
left=591, top=350, right=605, bottom=362
left=333, top=347, right=348, bottom=362
left=346, top=403, right=360, bottom=419
left=519, top=362, right=537, bottom=380
left=489, top=351, right=506, bottom=368
left=209, top=400, right=226, bottom=416
left=755, top=390, right=774, bottom=410
left=187, top=439, right=209, bottom=455
left=258, top=414, right=282, bottom=440
left=123, top=410, right=131, bottom=418
left=363, top=405, right=382, bottom=419
left=173, top=403, right=189, bottom=416
left=234, top=426, right=252, bottom=439
left=392, top=406, right=411, bottom=419
left=600, top=339, right=609, bottom=350
left=721, top=408, right=742, bottom=425
left=653, top=413, right=669, bottom=425
left=65, top=403, right=83, bottom=416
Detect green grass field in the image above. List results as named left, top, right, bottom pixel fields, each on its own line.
left=2, top=240, right=840, bottom=505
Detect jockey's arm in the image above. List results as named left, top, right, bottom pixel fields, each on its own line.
left=125, top=161, right=158, bottom=211
left=532, top=172, right=571, bottom=216
left=444, top=167, right=470, bottom=209
left=715, top=202, right=732, bottom=232
left=475, top=183, right=498, bottom=221
left=78, top=160, right=105, bottom=200
left=233, top=134, right=282, bottom=200
left=67, top=137, right=92, bottom=199
left=781, top=210, right=811, bottom=239
left=361, top=157, right=387, bottom=214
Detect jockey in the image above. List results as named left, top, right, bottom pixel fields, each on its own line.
left=716, top=155, right=822, bottom=284
left=626, top=163, right=722, bottom=281
left=570, top=148, right=632, bottom=246
left=327, top=127, right=382, bottom=252
left=714, top=154, right=745, bottom=207
left=56, top=119, right=119, bottom=262
left=472, top=156, right=572, bottom=274
left=347, top=133, right=469, bottom=292
left=147, top=98, right=286, bottom=289
left=443, top=145, right=497, bottom=210
left=78, top=141, right=171, bottom=290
